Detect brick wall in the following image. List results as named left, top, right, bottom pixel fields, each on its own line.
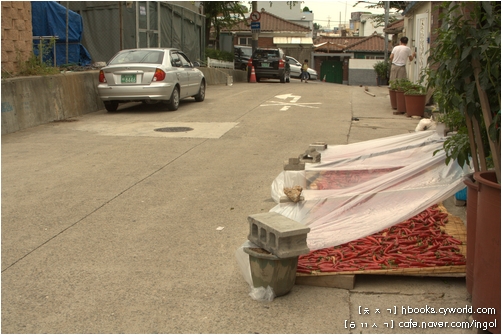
left=1, top=1, right=33, bottom=75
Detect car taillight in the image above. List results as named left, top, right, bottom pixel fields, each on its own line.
left=279, top=59, right=285, bottom=69
left=99, top=70, right=106, bottom=83
left=153, top=68, right=166, bottom=81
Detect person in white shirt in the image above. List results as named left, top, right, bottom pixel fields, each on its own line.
left=389, top=36, right=416, bottom=81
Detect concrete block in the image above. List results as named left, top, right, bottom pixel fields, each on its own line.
left=299, top=148, right=321, bottom=163
left=283, top=157, right=305, bottom=171
left=247, top=212, right=310, bottom=258
left=309, top=142, right=327, bottom=151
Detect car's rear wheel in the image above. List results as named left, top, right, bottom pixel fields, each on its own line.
left=104, top=101, right=118, bottom=112
left=167, top=86, right=180, bottom=111
left=194, top=80, right=206, bottom=102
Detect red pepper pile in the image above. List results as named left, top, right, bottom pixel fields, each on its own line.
left=297, top=205, right=466, bottom=274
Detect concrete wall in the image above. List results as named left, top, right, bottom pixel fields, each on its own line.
left=1, top=67, right=249, bottom=135
left=348, top=58, right=380, bottom=87
left=1, top=1, right=33, bottom=75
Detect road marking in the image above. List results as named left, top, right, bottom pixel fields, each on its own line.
left=261, top=94, right=321, bottom=111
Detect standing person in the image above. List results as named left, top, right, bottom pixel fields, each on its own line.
left=301, top=59, right=309, bottom=83
left=389, top=36, right=416, bottom=81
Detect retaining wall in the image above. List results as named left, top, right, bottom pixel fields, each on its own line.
left=1, top=67, right=249, bottom=135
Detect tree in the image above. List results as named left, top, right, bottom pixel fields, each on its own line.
left=201, top=1, right=248, bottom=48
left=313, top=22, right=322, bottom=30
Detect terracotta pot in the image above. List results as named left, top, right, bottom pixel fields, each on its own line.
left=404, top=94, right=426, bottom=117
left=389, top=89, right=397, bottom=109
left=463, top=173, right=479, bottom=295
left=395, top=90, right=406, bottom=114
left=472, top=171, right=500, bottom=333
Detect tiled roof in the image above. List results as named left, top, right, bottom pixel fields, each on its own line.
left=223, top=10, right=311, bottom=33
left=314, top=34, right=393, bottom=53
left=383, top=19, right=404, bottom=34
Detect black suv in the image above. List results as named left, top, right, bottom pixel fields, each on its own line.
left=247, top=47, right=290, bottom=83
left=234, top=45, right=252, bottom=70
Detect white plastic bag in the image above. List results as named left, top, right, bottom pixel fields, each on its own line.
left=270, top=131, right=472, bottom=250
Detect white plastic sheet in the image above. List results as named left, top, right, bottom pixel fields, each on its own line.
left=270, top=131, right=472, bottom=251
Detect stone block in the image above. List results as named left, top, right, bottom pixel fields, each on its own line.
left=247, top=212, right=310, bottom=258
left=299, top=148, right=321, bottom=163
left=309, top=142, right=327, bottom=151
left=283, top=157, right=305, bottom=171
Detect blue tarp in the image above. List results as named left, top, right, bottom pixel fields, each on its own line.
left=31, top=1, right=92, bottom=66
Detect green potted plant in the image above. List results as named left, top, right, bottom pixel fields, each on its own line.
left=427, top=3, right=500, bottom=332
left=373, top=60, right=390, bottom=86
left=388, top=79, right=399, bottom=110
left=394, top=79, right=413, bottom=114
left=404, top=83, right=427, bottom=117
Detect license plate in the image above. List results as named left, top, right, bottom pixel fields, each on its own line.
left=261, top=63, right=269, bottom=68
left=121, top=74, right=136, bottom=83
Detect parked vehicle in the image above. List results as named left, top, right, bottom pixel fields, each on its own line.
left=98, top=48, right=205, bottom=112
left=285, top=56, right=318, bottom=81
left=247, top=47, right=290, bottom=83
left=234, top=45, right=252, bottom=71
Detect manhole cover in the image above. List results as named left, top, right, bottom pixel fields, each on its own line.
left=154, top=127, right=194, bottom=132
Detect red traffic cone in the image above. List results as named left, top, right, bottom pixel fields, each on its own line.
left=249, top=66, right=257, bottom=83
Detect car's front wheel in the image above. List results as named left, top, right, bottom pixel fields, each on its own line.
left=167, top=86, right=180, bottom=111
left=194, top=80, right=206, bottom=102
left=104, top=101, right=118, bottom=112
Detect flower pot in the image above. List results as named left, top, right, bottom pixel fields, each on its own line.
left=395, top=90, right=406, bottom=114
left=404, top=94, right=426, bottom=117
left=472, top=171, right=500, bottom=333
left=463, top=173, right=479, bottom=296
left=389, top=89, right=397, bottom=109
left=244, top=247, right=298, bottom=297
left=377, top=76, right=388, bottom=86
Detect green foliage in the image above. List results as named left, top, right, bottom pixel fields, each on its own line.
left=393, top=78, right=413, bottom=92
left=205, top=48, right=233, bottom=62
left=201, top=1, right=247, bottom=47
left=427, top=1, right=501, bottom=172
left=388, top=79, right=399, bottom=90
left=17, top=38, right=60, bottom=77
left=373, top=60, right=390, bottom=78
left=404, top=84, right=426, bottom=95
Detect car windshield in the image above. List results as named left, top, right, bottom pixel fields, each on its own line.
left=109, top=50, right=164, bottom=65
left=241, top=48, right=252, bottom=57
left=254, top=50, right=279, bottom=58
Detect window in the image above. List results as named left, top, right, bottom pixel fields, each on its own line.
left=238, top=37, right=252, bottom=45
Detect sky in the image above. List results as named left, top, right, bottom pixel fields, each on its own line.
left=301, top=1, right=393, bottom=27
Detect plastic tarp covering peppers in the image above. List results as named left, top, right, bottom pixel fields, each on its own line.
left=270, top=130, right=472, bottom=251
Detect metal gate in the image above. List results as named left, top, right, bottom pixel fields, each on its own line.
left=320, top=60, right=343, bottom=84
left=136, top=1, right=160, bottom=48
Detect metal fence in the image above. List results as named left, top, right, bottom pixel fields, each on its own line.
left=64, top=1, right=205, bottom=64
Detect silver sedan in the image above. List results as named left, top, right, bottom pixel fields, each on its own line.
left=285, top=56, right=318, bottom=81
left=98, top=48, right=206, bottom=112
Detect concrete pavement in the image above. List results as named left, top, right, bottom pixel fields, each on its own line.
left=1, top=81, right=474, bottom=334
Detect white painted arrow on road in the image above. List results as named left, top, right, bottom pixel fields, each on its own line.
left=260, top=93, right=321, bottom=111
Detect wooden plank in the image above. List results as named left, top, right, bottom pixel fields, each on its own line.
left=296, top=204, right=467, bottom=288
left=296, top=274, right=355, bottom=289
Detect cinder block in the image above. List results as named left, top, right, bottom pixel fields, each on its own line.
left=299, top=148, right=321, bottom=163
left=309, top=142, right=327, bottom=151
left=247, top=212, right=310, bottom=258
left=283, top=157, right=305, bottom=171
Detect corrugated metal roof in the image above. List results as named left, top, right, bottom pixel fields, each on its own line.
left=223, top=10, right=311, bottom=33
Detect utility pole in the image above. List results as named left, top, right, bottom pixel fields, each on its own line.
left=384, top=1, right=390, bottom=61
left=252, top=1, right=258, bottom=54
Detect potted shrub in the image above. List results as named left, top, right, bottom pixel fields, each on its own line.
left=427, top=3, right=500, bottom=332
left=394, top=79, right=413, bottom=114
left=404, top=84, right=427, bottom=117
left=388, top=79, right=399, bottom=110
left=373, top=60, right=390, bottom=86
